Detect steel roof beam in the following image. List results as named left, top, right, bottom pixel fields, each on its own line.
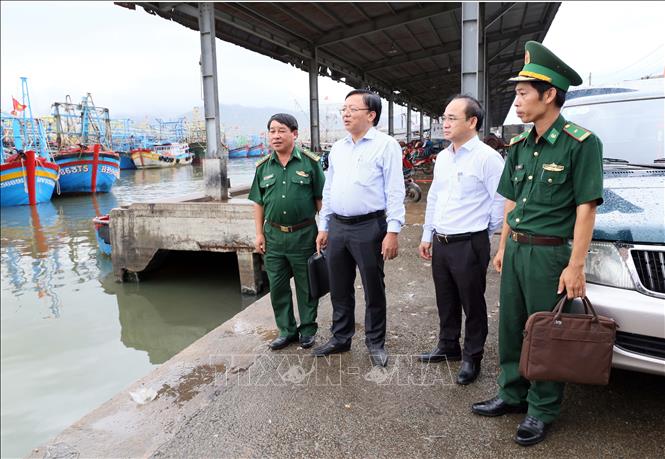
left=171, top=3, right=315, bottom=60
left=364, top=41, right=461, bottom=72
left=315, top=3, right=459, bottom=48
left=226, top=2, right=314, bottom=45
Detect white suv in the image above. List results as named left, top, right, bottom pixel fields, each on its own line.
left=562, top=78, right=665, bottom=376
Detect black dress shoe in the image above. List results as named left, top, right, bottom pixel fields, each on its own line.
left=299, top=335, right=316, bottom=349
left=456, top=360, right=480, bottom=385
left=514, top=415, right=548, bottom=446
left=269, top=335, right=298, bottom=350
left=369, top=348, right=388, bottom=367
left=418, top=347, right=462, bottom=363
left=471, top=396, right=528, bottom=417
left=311, top=339, right=351, bottom=357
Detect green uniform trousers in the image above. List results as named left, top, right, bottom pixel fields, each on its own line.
left=263, top=224, right=318, bottom=338
left=497, top=236, right=571, bottom=424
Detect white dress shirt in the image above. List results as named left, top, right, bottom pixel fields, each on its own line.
left=421, top=135, right=505, bottom=243
left=320, top=127, right=406, bottom=233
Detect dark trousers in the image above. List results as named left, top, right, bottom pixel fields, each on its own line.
left=326, top=216, right=387, bottom=349
left=431, top=230, right=491, bottom=362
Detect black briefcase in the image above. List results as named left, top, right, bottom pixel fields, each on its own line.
left=307, top=250, right=330, bottom=300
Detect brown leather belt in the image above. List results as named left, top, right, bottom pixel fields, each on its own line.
left=510, top=230, right=566, bottom=246
left=268, top=218, right=316, bottom=233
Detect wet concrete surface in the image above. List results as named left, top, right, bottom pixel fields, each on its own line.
left=31, top=178, right=665, bottom=458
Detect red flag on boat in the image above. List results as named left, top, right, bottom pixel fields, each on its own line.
left=12, top=97, right=27, bottom=115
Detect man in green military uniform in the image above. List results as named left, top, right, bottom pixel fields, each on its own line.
left=471, top=42, right=604, bottom=446
left=248, top=113, right=325, bottom=350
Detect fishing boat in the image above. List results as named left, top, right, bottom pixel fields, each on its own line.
left=111, top=118, right=137, bottom=170
left=247, top=143, right=266, bottom=157
left=52, top=144, right=120, bottom=193
left=1, top=78, right=59, bottom=206
left=131, top=119, right=193, bottom=168
left=51, top=93, right=120, bottom=193
left=131, top=142, right=193, bottom=168
left=228, top=144, right=249, bottom=159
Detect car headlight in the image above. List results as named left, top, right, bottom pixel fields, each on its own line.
left=585, top=241, right=635, bottom=289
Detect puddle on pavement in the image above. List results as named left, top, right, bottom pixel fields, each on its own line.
left=157, top=363, right=226, bottom=405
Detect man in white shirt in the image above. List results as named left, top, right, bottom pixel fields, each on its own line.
left=418, top=95, right=505, bottom=384
left=313, top=89, right=406, bottom=367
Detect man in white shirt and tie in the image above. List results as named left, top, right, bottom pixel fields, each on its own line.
left=313, top=89, right=406, bottom=367
left=418, top=95, right=505, bottom=384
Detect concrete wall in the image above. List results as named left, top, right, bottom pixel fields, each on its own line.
left=110, top=196, right=263, bottom=293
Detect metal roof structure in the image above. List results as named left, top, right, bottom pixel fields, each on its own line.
left=116, top=2, right=560, bottom=127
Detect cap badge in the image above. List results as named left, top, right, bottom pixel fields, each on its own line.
left=524, top=50, right=531, bottom=65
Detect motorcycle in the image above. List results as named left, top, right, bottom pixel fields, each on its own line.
left=403, top=167, right=422, bottom=203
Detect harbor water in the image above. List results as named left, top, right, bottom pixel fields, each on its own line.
left=1, top=160, right=259, bottom=458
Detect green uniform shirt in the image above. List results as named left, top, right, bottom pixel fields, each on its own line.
left=497, top=114, right=604, bottom=238
left=248, top=147, right=325, bottom=225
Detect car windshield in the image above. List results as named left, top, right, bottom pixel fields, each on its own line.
left=562, top=97, right=665, bottom=165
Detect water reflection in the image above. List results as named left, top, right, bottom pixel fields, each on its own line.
left=0, top=160, right=259, bottom=458
left=99, top=252, right=252, bottom=364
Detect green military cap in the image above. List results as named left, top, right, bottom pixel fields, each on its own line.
left=509, top=41, right=582, bottom=92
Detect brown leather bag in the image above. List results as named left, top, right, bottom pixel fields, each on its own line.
left=519, top=295, right=618, bottom=385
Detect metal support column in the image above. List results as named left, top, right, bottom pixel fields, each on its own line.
left=198, top=2, right=227, bottom=201
left=419, top=108, right=424, bottom=140
left=406, top=102, right=412, bottom=142
left=309, top=47, right=320, bottom=152
left=461, top=2, right=480, bottom=100
left=388, top=94, right=394, bottom=136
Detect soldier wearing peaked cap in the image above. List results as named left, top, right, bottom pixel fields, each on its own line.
left=471, top=41, right=604, bottom=446
left=248, top=113, right=325, bottom=351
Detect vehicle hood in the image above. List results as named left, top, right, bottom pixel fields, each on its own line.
left=594, top=170, right=665, bottom=244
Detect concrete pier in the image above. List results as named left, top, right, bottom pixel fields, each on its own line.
left=110, top=186, right=264, bottom=294
left=29, top=189, right=665, bottom=458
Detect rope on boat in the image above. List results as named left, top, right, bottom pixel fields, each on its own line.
left=21, top=157, right=28, bottom=194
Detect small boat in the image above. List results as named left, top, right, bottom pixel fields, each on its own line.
left=1, top=150, right=59, bottom=206
left=130, top=142, right=192, bottom=169
left=92, top=213, right=111, bottom=255
left=53, top=144, right=120, bottom=193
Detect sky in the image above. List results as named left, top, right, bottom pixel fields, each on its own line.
left=1, top=1, right=664, bottom=123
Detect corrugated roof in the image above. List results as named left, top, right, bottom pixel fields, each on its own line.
left=116, top=2, right=560, bottom=126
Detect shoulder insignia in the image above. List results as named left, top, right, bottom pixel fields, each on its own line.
left=563, top=122, right=592, bottom=142
left=301, top=149, right=321, bottom=162
left=255, top=155, right=270, bottom=167
left=509, top=130, right=530, bottom=146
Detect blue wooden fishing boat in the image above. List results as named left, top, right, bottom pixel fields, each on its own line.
left=1, top=78, right=59, bottom=206
left=51, top=94, right=119, bottom=193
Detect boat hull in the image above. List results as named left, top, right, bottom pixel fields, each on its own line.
left=92, top=214, right=112, bottom=255
left=229, top=146, right=249, bottom=159
left=0, top=154, right=59, bottom=206
left=131, top=144, right=193, bottom=169
left=247, top=144, right=266, bottom=157
left=54, top=147, right=120, bottom=193
left=119, top=151, right=137, bottom=170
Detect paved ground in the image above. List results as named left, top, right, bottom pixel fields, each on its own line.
left=31, top=180, right=665, bottom=458
left=153, top=182, right=664, bottom=458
